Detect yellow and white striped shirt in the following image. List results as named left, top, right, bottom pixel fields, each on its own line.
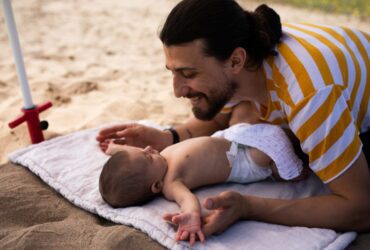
left=259, top=23, right=369, bottom=183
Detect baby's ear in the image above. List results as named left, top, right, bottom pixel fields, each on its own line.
left=151, top=180, right=163, bottom=194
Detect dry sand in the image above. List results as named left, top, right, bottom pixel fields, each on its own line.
left=0, top=0, right=369, bottom=164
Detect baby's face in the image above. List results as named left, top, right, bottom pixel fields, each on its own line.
left=122, top=145, right=168, bottom=183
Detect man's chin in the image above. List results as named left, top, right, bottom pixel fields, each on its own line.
left=192, top=107, right=218, bottom=121
left=190, top=94, right=231, bottom=121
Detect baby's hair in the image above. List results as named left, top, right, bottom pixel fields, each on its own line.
left=99, top=151, right=156, bottom=208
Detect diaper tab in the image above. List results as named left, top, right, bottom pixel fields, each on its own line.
left=226, top=141, right=239, bottom=167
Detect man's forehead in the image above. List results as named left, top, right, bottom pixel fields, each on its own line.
left=163, top=40, right=205, bottom=70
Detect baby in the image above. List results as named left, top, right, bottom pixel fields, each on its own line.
left=99, top=123, right=305, bottom=246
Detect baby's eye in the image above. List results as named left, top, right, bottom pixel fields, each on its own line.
left=144, top=152, right=153, bottom=161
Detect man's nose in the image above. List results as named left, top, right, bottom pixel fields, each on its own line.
left=173, top=75, right=189, bottom=98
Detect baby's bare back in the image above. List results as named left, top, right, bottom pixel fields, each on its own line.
left=162, top=137, right=232, bottom=189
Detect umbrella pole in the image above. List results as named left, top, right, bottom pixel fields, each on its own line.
left=2, top=0, right=52, bottom=144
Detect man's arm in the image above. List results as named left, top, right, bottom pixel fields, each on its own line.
left=246, top=153, right=370, bottom=230
left=203, top=152, right=370, bottom=234
left=96, top=113, right=230, bottom=152
left=173, top=113, right=230, bottom=141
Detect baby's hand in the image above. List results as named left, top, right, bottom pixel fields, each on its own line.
left=163, top=212, right=205, bottom=246
left=104, top=139, right=126, bottom=155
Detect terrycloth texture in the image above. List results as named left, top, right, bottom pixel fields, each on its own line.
left=213, top=123, right=303, bottom=180
left=9, top=121, right=356, bottom=250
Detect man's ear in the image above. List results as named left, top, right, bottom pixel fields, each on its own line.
left=229, top=47, right=247, bottom=74
left=151, top=180, right=163, bottom=194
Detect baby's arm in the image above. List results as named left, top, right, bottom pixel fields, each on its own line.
left=163, top=181, right=205, bottom=246
left=104, top=140, right=126, bottom=155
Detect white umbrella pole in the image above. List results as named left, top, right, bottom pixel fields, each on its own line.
left=3, top=0, right=52, bottom=144
left=2, top=0, right=34, bottom=109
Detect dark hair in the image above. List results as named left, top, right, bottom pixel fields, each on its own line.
left=159, top=0, right=282, bottom=69
left=99, top=151, right=156, bottom=208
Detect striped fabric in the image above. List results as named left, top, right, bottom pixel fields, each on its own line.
left=260, top=23, right=369, bottom=183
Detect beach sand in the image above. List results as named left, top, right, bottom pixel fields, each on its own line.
left=0, top=0, right=369, bottom=164
left=1, top=1, right=369, bottom=249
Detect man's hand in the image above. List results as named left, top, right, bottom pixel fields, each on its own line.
left=203, top=153, right=370, bottom=232
left=202, top=191, right=246, bottom=236
left=163, top=212, right=205, bottom=246
left=96, top=123, right=172, bottom=152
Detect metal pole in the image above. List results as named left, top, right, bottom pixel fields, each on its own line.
left=2, top=0, right=34, bottom=109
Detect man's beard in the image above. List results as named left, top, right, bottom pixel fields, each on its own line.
left=191, top=81, right=237, bottom=121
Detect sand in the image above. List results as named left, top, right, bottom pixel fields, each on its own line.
left=0, top=0, right=369, bottom=164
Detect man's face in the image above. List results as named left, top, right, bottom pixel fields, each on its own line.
left=163, top=40, right=236, bottom=120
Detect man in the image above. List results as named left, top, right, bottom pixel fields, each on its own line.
left=97, top=0, right=370, bottom=235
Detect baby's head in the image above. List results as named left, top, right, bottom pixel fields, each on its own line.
left=99, top=145, right=168, bottom=208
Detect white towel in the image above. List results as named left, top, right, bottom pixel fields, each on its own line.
left=9, top=120, right=357, bottom=250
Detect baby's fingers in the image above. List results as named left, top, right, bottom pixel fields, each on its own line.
left=175, top=229, right=183, bottom=242
left=99, top=142, right=108, bottom=150
left=163, top=213, right=179, bottom=222
left=189, top=233, right=196, bottom=246
left=180, top=230, right=189, bottom=241
left=172, top=214, right=185, bottom=224
left=197, top=231, right=206, bottom=243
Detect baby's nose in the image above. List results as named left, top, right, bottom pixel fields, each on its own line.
left=144, top=145, right=157, bottom=153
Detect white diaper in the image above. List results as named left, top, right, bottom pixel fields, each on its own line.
left=226, top=141, right=272, bottom=183
left=213, top=123, right=303, bottom=180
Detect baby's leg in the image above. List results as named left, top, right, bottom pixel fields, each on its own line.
left=248, top=147, right=273, bottom=168
left=269, top=163, right=281, bottom=181
left=249, top=148, right=300, bottom=181
left=243, top=128, right=306, bottom=182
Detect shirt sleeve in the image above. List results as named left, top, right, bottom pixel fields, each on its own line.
left=288, top=84, right=362, bottom=183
